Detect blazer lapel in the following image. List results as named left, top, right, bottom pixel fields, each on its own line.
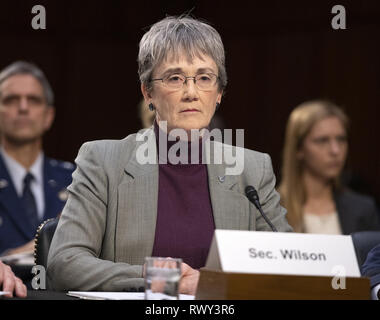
left=334, top=190, right=352, bottom=235
left=115, top=129, right=159, bottom=264
left=206, top=141, right=251, bottom=230
left=0, top=154, right=33, bottom=239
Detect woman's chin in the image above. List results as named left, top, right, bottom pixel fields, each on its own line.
left=170, top=123, right=207, bottom=133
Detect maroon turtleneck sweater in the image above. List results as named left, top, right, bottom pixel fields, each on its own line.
left=151, top=121, right=215, bottom=269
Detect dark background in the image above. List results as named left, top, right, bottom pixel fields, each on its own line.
left=0, top=0, right=379, bottom=203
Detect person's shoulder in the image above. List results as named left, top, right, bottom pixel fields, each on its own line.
left=77, top=129, right=152, bottom=165
left=81, top=129, right=150, bottom=152
left=243, top=147, right=269, bottom=162
left=46, top=157, right=75, bottom=173
left=214, top=141, right=270, bottom=177
left=229, top=143, right=270, bottom=167
left=337, top=188, right=376, bottom=208
left=45, top=158, right=76, bottom=185
left=242, top=148, right=273, bottom=181
left=214, top=140, right=268, bottom=161
left=78, top=134, right=138, bottom=156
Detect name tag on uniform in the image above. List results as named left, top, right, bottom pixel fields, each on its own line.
left=205, top=230, right=360, bottom=277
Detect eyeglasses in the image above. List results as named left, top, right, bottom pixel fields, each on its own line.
left=150, top=73, right=219, bottom=91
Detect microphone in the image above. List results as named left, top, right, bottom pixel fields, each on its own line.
left=245, top=185, right=278, bottom=232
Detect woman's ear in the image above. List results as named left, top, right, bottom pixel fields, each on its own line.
left=141, top=83, right=151, bottom=102
left=217, top=89, right=223, bottom=104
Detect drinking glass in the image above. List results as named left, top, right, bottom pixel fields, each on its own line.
left=144, top=257, right=182, bottom=300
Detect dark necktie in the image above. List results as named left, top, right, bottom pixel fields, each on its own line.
left=22, top=172, right=39, bottom=231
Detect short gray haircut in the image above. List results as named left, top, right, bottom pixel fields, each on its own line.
left=138, top=15, right=227, bottom=92
left=0, top=61, right=54, bottom=106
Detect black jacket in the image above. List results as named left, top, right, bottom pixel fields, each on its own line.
left=335, top=188, right=380, bottom=235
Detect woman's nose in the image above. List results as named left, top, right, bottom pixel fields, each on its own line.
left=329, top=140, right=342, bottom=155
left=182, top=78, right=199, bottom=99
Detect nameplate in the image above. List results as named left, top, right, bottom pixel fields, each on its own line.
left=205, top=230, right=360, bottom=277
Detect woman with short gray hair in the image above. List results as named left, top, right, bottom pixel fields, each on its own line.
left=47, top=15, right=291, bottom=295
left=138, top=16, right=227, bottom=92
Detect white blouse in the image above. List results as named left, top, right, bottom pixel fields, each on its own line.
left=303, top=211, right=342, bottom=235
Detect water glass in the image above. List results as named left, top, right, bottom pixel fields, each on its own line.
left=144, top=257, right=182, bottom=300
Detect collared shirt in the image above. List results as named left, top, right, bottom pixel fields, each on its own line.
left=0, top=147, right=45, bottom=219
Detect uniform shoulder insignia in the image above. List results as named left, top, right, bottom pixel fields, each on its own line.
left=60, top=161, right=75, bottom=170
left=0, top=179, right=8, bottom=189
left=49, top=159, right=58, bottom=167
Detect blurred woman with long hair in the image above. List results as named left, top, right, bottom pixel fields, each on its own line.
left=279, top=100, right=380, bottom=234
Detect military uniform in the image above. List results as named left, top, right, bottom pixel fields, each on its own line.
left=0, top=154, right=75, bottom=254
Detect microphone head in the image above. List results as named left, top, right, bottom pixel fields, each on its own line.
left=245, top=185, right=259, bottom=202
left=245, top=185, right=278, bottom=232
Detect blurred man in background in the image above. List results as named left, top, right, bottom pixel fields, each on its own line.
left=0, top=61, right=74, bottom=256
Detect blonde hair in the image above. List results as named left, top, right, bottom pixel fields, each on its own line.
left=278, top=100, right=349, bottom=232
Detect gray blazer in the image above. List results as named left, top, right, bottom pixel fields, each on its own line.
left=47, top=128, right=292, bottom=291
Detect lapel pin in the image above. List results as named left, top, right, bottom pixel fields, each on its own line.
left=218, top=175, right=225, bottom=183
left=0, top=179, right=8, bottom=189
